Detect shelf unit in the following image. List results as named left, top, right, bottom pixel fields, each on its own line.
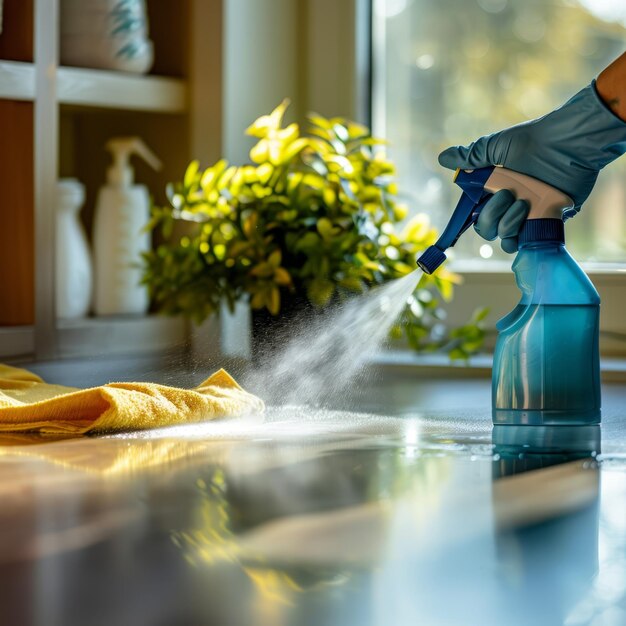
left=58, top=66, right=187, bottom=112
left=0, top=315, right=189, bottom=360
left=0, top=0, right=221, bottom=361
left=0, top=60, right=34, bottom=100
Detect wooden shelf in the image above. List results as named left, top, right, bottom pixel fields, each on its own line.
left=56, top=315, right=187, bottom=359
left=0, top=61, right=188, bottom=113
left=0, top=60, right=35, bottom=100
left=58, top=67, right=187, bottom=113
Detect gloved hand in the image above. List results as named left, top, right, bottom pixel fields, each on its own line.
left=439, top=80, right=626, bottom=252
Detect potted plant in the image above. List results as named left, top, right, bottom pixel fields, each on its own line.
left=143, top=100, right=485, bottom=359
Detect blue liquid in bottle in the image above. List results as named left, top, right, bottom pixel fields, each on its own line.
left=492, top=220, right=601, bottom=425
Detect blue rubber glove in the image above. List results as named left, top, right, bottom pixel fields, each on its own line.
left=439, top=80, right=626, bottom=253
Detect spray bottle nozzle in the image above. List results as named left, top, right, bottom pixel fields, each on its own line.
left=417, top=166, right=495, bottom=274
left=105, top=137, right=162, bottom=187
left=416, top=165, right=575, bottom=274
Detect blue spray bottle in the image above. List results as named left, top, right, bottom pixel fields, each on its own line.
left=417, top=167, right=601, bottom=425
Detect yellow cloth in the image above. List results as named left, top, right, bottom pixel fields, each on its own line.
left=0, top=364, right=264, bottom=434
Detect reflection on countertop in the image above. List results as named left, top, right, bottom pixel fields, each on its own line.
left=0, top=375, right=625, bottom=626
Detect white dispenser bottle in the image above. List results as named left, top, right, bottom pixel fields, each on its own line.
left=93, top=137, right=162, bottom=316
left=56, top=178, right=92, bottom=319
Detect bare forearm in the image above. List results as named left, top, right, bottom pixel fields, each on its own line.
left=596, top=52, right=626, bottom=122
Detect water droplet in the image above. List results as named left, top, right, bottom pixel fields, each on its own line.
left=378, top=0, right=410, bottom=18
left=479, top=244, right=493, bottom=259
left=415, top=54, right=435, bottom=70
left=513, top=12, right=546, bottom=43
left=477, top=0, right=507, bottom=13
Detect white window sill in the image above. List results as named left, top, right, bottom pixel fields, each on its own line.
left=371, top=349, right=626, bottom=383
left=449, top=261, right=626, bottom=275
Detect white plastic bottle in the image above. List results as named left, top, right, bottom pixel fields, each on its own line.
left=93, top=137, right=161, bottom=315
left=56, top=178, right=92, bottom=319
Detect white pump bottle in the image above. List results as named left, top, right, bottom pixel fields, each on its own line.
left=93, top=137, right=162, bottom=316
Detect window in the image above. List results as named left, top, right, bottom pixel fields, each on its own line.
left=372, top=0, right=626, bottom=265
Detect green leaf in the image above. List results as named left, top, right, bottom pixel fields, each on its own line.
left=472, top=307, right=490, bottom=323
left=217, top=166, right=237, bottom=190
left=201, top=159, right=228, bottom=191
left=267, top=286, right=281, bottom=315
left=276, top=209, right=298, bottom=222
left=388, top=324, right=403, bottom=340
left=184, top=160, right=200, bottom=189
left=256, top=162, right=273, bottom=184
left=250, top=139, right=268, bottom=164
left=246, top=99, right=290, bottom=137
left=393, top=262, right=414, bottom=276
left=460, top=338, right=484, bottom=352
left=301, top=173, right=326, bottom=190
left=243, top=212, right=259, bottom=239
left=323, top=187, right=336, bottom=207
left=317, top=217, right=342, bottom=241
left=449, top=348, right=468, bottom=361
left=308, top=278, right=335, bottom=307
left=338, top=277, right=363, bottom=292
left=346, top=121, right=369, bottom=139
left=280, top=138, right=310, bottom=164
left=295, top=232, right=321, bottom=251
left=333, top=123, right=349, bottom=142
left=228, top=241, right=251, bottom=257
left=436, top=279, right=454, bottom=302
left=250, top=262, right=274, bottom=278
left=268, top=249, right=282, bottom=267
left=274, top=267, right=291, bottom=286
left=308, top=113, right=332, bottom=130
left=251, top=290, right=265, bottom=309
left=324, top=154, right=353, bottom=174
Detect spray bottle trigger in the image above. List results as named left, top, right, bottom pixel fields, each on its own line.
left=470, top=192, right=491, bottom=228
left=445, top=191, right=491, bottom=247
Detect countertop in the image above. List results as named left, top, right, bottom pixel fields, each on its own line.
left=1, top=362, right=625, bottom=626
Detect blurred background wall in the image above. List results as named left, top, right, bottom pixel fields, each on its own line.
left=222, top=0, right=363, bottom=164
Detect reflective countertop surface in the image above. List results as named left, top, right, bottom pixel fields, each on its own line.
left=1, top=371, right=625, bottom=626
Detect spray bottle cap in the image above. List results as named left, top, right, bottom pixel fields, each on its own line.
left=518, top=219, right=565, bottom=245
left=105, top=137, right=162, bottom=186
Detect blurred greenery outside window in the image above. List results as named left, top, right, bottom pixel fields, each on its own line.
left=372, top=0, right=626, bottom=266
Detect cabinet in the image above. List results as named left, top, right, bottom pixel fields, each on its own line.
left=0, top=0, right=222, bottom=360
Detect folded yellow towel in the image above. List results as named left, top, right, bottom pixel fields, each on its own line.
left=0, top=364, right=264, bottom=434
